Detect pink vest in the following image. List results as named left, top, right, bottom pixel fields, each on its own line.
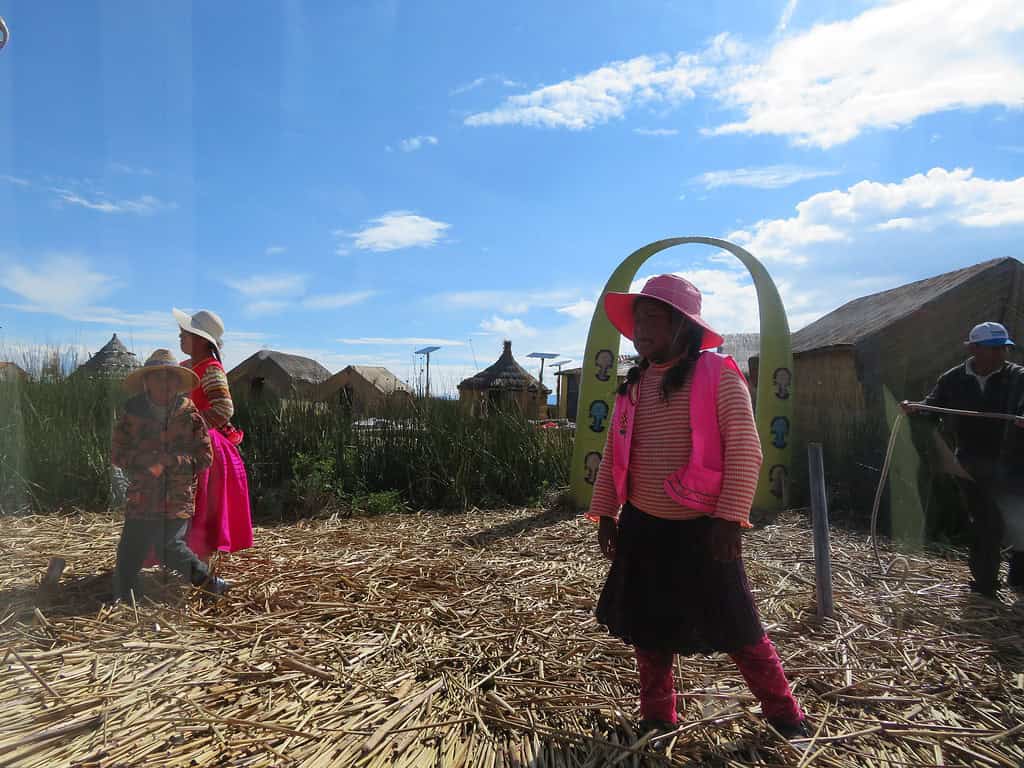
left=611, top=352, right=742, bottom=514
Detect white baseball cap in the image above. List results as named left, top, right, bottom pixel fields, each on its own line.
left=966, top=321, right=1014, bottom=347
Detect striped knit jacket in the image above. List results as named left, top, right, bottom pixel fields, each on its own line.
left=588, top=358, right=762, bottom=527
left=185, top=357, right=235, bottom=430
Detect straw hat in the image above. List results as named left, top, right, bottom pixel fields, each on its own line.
left=173, top=308, right=225, bottom=350
left=123, top=349, right=199, bottom=396
left=604, top=273, right=724, bottom=350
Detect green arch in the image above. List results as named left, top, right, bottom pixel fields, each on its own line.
left=571, top=237, right=794, bottom=513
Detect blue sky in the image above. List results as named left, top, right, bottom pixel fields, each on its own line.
left=1, top=0, right=1023, bottom=394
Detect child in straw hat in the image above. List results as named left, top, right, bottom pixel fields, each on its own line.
left=111, top=349, right=229, bottom=600
left=589, top=274, right=807, bottom=740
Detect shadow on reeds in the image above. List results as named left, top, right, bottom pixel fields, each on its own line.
left=456, top=506, right=579, bottom=549
left=1, top=569, right=188, bottom=622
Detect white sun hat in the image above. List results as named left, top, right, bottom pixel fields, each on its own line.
left=173, top=308, right=225, bottom=350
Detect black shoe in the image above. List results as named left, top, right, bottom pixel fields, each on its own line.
left=1008, top=552, right=1024, bottom=592
left=770, top=719, right=810, bottom=740
left=968, top=580, right=999, bottom=599
left=637, top=718, right=675, bottom=736
left=198, top=576, right=230, bottom=597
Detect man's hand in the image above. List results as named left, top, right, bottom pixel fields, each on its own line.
left=900, top=400, right=922, bottom=415
left=709, top=518, right=742, bottom=562
left=598, top=516, right=618, bottom=561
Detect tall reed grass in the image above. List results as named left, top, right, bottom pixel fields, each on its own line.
left=0, top=363, right=571, bottom=516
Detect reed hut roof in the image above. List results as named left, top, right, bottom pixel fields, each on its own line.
left=75, top=334, right=140, bottom=378
left=342, top=366, right=413, bottom=395
left=790, top=258, right=1017, bottom=355
left=458, top=340, right=550, bottom=393
left=232, top=350, right=331, bottom=384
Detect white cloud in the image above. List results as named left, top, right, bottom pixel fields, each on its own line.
left=710, top=0, right=1024, bottom=148
left=451, top=75, right=524, bottom=96
left=694, top=165, right=839, bottom=189
left=480, top=316, right=538, bottom=338
left=398, top=135, right=439, bottom=153
left=54, top=189, right=175, bottom=215
left=775, top=0, right=798, bottom=34
left=556, top=299, right=597, bottom=319
left=349, top=211, right=450, bottom=252
left=465, top=1, right=1023, bottom=147
left=729, top=167, right=1024, bottom=263
left=436, top=289, right=578, bottom=314
left=302, top=290, right=377, bottom=310
left=1, top=255, right=117, bottom=312
left=466, top=53, right=711, bottom=129
left=452, top=76, right=488, bottom=95
left=225, top=274, right=307, bottom=298
left=339, top=337, right=467, bottom=346
left=633, top=128, right=679, bottom=136
left=245, top=300, right=291, bottom=317
left=1, top=174, right=29, bottom=186
left=265, top=245, right=287, bottom=256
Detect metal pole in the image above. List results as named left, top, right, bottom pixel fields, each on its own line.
left=425, top=352, right=431, bottom=400
left=807, top=443, right=835, bottom=619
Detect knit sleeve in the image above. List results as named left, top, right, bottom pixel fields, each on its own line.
left=713, top=366, right=762, bottom=528
left=199, top=365, right=234, bottom=429
left=586, top=415, right=620, bottom=522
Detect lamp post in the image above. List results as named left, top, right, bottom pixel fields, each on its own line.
left=415, top=346, right=441, bottom=399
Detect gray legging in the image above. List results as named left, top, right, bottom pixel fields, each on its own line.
left=113, top=518, right=209, bottom=597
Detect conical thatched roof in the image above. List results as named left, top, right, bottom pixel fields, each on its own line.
left=458, top=340, right=550, bottom=393
left=76, top=334, right=140, bottom=378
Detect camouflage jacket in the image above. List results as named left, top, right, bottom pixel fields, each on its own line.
left=111, top=394, right=212, bottom=520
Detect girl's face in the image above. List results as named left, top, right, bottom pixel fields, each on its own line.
left=179, top=330, right=210, bottom=358
left=145, top=370, right=176, bottom=405
left=633, top=298, right=685, bottom=363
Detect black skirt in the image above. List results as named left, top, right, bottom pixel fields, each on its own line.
left=595, top=503, right=765, bottom=655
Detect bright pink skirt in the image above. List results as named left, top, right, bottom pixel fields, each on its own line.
left=187, top=428, right=253, bottom=560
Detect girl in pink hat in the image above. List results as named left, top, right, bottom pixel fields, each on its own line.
left=174, top=308, right=254, bottom=563
left=589, top=274, right=807, bottom=740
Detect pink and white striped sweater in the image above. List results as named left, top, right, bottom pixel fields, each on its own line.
left=588, top=359, right=762, bottom=527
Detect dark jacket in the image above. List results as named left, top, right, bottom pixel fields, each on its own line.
left=111, top=394, right=213, bottom=520
left=922, top=360, right=1024, bottom=476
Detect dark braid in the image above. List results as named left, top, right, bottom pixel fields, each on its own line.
left=209, top=341, right=222, bottom=363
left=617, top=358, right=650, bottom=396
left=660, top=322, right=704, bottom=401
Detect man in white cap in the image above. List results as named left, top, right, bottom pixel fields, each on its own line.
left=902, top=322, right=1024, bottom=598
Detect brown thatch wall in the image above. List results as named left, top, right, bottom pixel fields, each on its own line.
left=792, top=348, right=866, bottom=444
left=459, top=387, right=548, bottom=419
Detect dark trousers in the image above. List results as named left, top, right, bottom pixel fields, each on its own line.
left=956, top=478, right=1004, bottom=594
left=113, top=518, right=209, bottom=598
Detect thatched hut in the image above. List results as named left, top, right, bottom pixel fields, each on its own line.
left=319, top=365, right=414, bottom=416
left=74, top=334, right=140, bottom=379
left=458, top=340, right=551, bottom=419
left=227, top=350, right=331, bottom=401
left=0, top=362, right=28, bottom=383
left=750, top=257, right=1024, bottom=448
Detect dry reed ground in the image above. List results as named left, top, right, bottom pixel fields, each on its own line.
left=1, top=508, right=1022, bottom=768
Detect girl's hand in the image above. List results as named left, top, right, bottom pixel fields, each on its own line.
left=710, top=518, right=741, bottom=561
left=598, top=516, right=618, bottom=561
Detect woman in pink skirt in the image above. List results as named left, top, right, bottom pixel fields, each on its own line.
left=174, top=308, right=254, bottom=562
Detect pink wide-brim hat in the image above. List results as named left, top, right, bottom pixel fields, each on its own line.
left=604, top=274, right=724, bottom=350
